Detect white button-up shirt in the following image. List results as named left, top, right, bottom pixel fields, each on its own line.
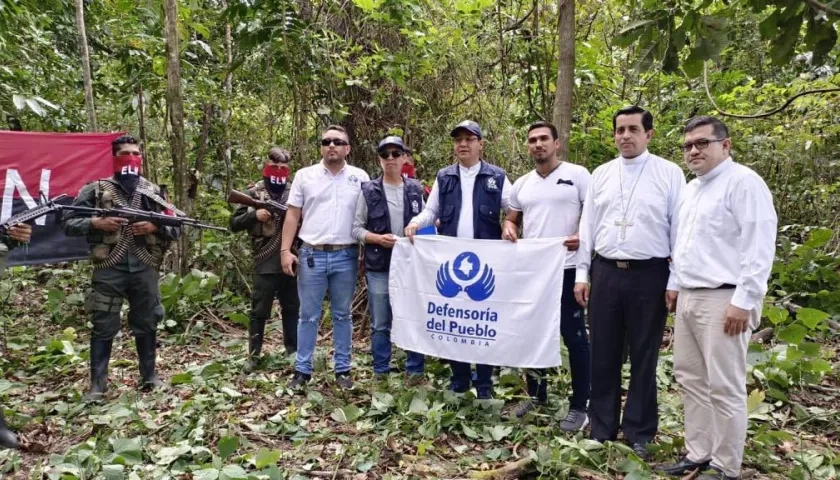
left=576, top=151, right=686, bottom=290
left=410, top=161, right=512, bottom=238
left=287, top=160, right=370, bottom=245
left=673, top=158, right=777, bottom=311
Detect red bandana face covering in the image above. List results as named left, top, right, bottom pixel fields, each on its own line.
left=114, top=154, right=143, bottom=176
left=263, top=164, right=290, bottom=195
left=401, top=163, right=416, bottom=179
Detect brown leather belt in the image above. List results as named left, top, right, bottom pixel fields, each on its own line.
left=303, top=242, right=355, bottom=252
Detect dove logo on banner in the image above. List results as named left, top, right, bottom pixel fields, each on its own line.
left=436, top=251, right=495, bottom=301
left=389, top=236, right=567, bottom=368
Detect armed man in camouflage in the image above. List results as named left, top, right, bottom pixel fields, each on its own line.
left=62, top=135, right=181, bottom=402
left=230, top=147, right=299, bottom=372
left=0, top=223, right=32, bottom=448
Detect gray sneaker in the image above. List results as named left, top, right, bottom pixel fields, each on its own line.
left=559, top=409, right=589, bottom=431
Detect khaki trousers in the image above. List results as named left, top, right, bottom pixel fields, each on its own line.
left=674, top=288, right=760, bottom=477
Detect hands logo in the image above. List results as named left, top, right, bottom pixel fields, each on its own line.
left=436, top=251, right=496, bottom=301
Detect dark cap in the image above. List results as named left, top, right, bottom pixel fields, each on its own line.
left=377, top=136, right=407, bottom=152
left=450, top=120, right=482, bottom=139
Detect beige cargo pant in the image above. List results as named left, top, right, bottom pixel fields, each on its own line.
left=674, top=288, right=760, bottom=478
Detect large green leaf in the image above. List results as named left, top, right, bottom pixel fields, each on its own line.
left=218, top=436, right=239, bottom=461
left=255, top=448, right=282, bottom=469
left=797, top=308, right=829, bottom=329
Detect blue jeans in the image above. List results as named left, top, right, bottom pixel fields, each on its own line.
left=366, top=270, right=425, bottom=375
left=295, top=246, right=358, bottom=375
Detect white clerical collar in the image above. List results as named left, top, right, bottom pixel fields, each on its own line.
left=620, top=150, right=649, bottom=165
left=698, top=157, right=733, bottom=183
left=459, top=161, right=482, bottom=176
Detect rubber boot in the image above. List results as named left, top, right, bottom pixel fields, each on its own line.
left=83, top=338, right=113, bottom=402
left=0, top=410, right=19, bottom=449
left=135, top=334, right=164, bottom=391
left=244, top=318, right=266, bottom=373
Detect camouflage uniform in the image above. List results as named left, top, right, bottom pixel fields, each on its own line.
left=62, top=176, right=181, bottom=400
left=230, top=180, right=299, bottom=371
left=0, top=237, right=19, bottom=448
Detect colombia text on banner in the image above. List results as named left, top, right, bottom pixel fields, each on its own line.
left=389, top=235, right=567, bottom=368
left=0, top=131, right=124, bottom=266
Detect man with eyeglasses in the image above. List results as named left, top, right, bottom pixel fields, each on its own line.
left=230, top=147, right=299, bottom=373
left=656, top=116, right=776, bottom=480
left=353, top=136, right=426, bottom=384
left=280, top=125, right=370, bottom=389
left=575, top=106, right=685, bottom=458
left=502, top=121, right=591, bottom=430
left=405, top=120, right=512, bottom=399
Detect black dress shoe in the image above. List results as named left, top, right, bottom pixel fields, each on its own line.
left=655, top=456, right=711, bottom=476
left=631, top=443, right=651, bottom=460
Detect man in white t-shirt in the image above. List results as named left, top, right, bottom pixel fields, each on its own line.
left=280, top=125, right=370, bottom=389
left=502, top=121, right=591, bottom=431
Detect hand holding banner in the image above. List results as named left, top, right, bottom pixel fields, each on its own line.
left=389, top=235, right=567, bottom=368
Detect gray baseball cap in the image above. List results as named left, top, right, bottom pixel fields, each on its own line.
left=450, top=120, right=482, bottom=139
left=377, top=136, right=407, bottom=152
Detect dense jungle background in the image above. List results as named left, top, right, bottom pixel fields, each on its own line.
left=1, top=0, right=839, bottom=478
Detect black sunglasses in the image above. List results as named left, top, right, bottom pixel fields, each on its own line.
left=321, top=138, right=349, bottom=147
left=681, top=138, right=726, bottom=152
left=378, top=151, right=405, bottom=159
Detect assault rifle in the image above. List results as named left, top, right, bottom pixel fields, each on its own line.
left=226, top=189, right=288, bottom=216
left=63, top=206, right=228, bottom=232
left=0, top=194, right=69, bottom=235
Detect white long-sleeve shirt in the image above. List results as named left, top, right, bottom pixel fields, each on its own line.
left=409, top=161, right=512, bottom=238
left=576, top=151, right=686, bottom=290
left=673, top=158, right=777, bottom=311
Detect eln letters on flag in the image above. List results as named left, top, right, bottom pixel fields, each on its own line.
left=0, top=131, right=124, bottom=266
left=389, top=236, right=567, bottom=368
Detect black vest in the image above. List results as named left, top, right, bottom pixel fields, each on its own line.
left=436, top=160, right=505, bottom=239
left=361, top=177, right=424, bottom=272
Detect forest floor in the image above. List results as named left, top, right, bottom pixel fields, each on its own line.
left=0, top=269, right=838, bottom=480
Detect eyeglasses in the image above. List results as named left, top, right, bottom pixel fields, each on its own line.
left=378, top=151, right=404, bottom=159
left=321, top=138, right=349, bottom=147
left=681, top=138, right=726, bottom=152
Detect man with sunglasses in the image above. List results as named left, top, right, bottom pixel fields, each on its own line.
left=404, top=120, right=512, bottom=399
left=230, top=147, right=299, bottom=373
left=0, top=223, right=32, bottom=448
left=353, top=136, right=426, bottom=384
left=656, top=117, right=776, bottom=480
left=280, top=125, right=370, bottom=389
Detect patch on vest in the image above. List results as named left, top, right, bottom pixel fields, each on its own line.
left=411, top=199, right=420, bottom=214
left=486, top=177, right=498, bottom=191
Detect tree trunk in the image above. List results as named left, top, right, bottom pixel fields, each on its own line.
left=164, top=0, right=189, bottom=273
left=188, top=103, right=211, bottom=200
left=551, top=0, right=575, bottom=163
left=222, top=0, right=233, bottom=195
left=75, top=0, right=97, bottom=131
left=137, top=82, right=156, bottom=184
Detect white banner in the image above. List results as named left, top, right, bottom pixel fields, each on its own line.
left=389, top=236, right=567, bottom=368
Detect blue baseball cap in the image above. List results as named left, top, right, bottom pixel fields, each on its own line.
left=450, top=120, right=482, bottom=139
left=377, top=136, right=407, bottom=152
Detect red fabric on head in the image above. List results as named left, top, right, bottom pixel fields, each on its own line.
left=263, top=164, right=290, bottom=183
left=113, top=154, right=142, bottom=175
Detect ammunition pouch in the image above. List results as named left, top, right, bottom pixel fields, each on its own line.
left=85, top=289, right=123, bottom=313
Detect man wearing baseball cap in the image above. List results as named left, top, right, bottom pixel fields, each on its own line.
left=404, top=120, right=512, bottom=399
left=353, top=136, right=427, bottom=384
